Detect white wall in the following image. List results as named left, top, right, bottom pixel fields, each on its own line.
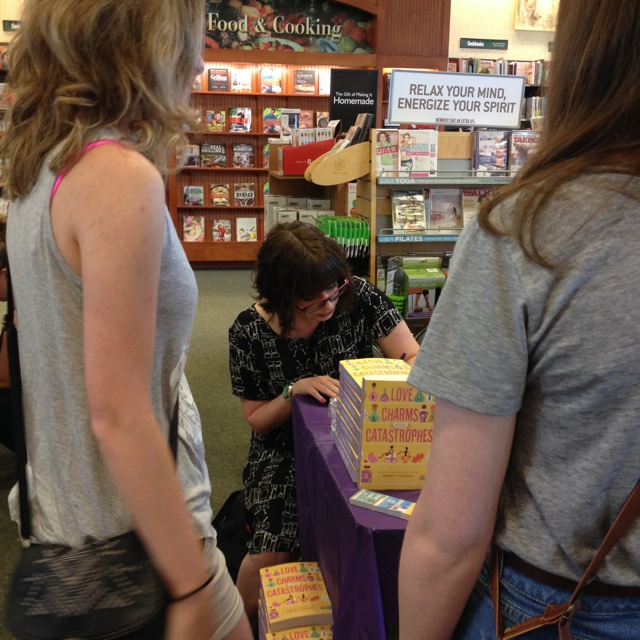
left=0, top=0, right=22, bottom=43
left=449, top=0, right=552, bottom=61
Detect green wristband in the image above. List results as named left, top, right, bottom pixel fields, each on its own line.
left=282, top=383, right=294, bottom=402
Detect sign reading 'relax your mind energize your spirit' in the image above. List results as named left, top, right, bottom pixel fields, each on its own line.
left=388, top=70, right=526, bottom=129
left=204, top=0, right=374, bottom=53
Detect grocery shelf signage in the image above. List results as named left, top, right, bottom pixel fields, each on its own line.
left=388, top=70, right=525, bottom=129
left=204, top=0, right=373, bottom=53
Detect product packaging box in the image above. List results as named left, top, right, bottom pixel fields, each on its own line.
left=281, top=138, right=334, bottom=175
left=264, top=195, right=288, bottom=234
left=306, top=198, right=332, bottom=210
left=297, top=209, right=318, bottom=225
left=315, top=127, right=334, bottom=141
left=286, top=197, right=307, bottom=208
left=292, top=128, right=317, bottom=146
left=345, top=182, right=357, bottom=216
left=277, top=209, right=298, bottom=223
left=401, top=262, right=446, bottom=320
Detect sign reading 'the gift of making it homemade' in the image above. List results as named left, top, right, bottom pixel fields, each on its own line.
left=388, top=69, right=525, bottom=129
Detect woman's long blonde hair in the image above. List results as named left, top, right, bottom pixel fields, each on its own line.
left=0, top=0, right=204, bottom=199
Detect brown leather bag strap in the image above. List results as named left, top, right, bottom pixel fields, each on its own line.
left=492, top=479, right=640, bottom=639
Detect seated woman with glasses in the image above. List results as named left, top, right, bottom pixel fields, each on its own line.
left=229, top=221, right=420, bottom=628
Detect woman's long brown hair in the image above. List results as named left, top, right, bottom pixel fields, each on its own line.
left=478, top=0, right=640, bottom=268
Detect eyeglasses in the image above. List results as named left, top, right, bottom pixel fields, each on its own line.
left=295, top=279, right=349, bottom=315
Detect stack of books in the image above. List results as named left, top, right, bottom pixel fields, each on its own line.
left=334, top=358, right=435, bottom=490
left=258, top=562, right=333, bottom=639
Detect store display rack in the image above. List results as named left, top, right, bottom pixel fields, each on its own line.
left=167, top=55, right=368, bottom=267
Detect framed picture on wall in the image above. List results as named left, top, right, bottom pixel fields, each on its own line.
left=515, top=0, right=558, bottom=31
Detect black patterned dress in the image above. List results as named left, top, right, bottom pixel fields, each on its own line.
left=228, top=277, right=403, bottom=554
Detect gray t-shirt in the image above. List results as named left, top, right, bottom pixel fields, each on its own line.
left=7, top=153, right=215, bottom=546
left=409, top=173, right=640, bottom=585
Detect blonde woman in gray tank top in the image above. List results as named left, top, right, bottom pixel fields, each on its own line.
left=1, top=1, right=252, bottom=638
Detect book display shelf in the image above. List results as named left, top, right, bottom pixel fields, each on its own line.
left=355, top=129, right=513, bottom=288
left=167, top=51, right=361, bottom=267
left=163, top=0, right=452, bottom=267
left=169, top=59, right=334, bottom=265
left=446, top=57, right=547, bottom=125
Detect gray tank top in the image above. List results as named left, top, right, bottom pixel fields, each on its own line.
left=7, top=147, right=215, bottom=545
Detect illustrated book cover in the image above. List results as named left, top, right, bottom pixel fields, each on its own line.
left=183, top=185, right=204, bottom=206
left=200, top=142, right=227, bottom=168
left=232, top=142, right=255, bottom=168
left=315, top=111, right=330, bottom=128
left=211, top=219, right=232, bottom=242
left=228, top=107, right=252, bottom=133
left=263, top=107, right=282, bottom=134
left=461, top=188, right=493, bottom=226
left=349, top=488, right=416, bottom=520
left=398, top=131, right=430, bottom=177
left=234, top=183, right=255, bottom=207
left=177, top=144, right=200, bottom=168
left=293, top=69, right=317, bottom=94
left=259, top=562, right=332, bottom=633
left=334, top=358, right=434, bottom=490
left=206, top=109, right=226, bottom=132
left=210, top=183, right=230, bottom=207
left=236, top=216, right=258, bottom=242
left=473, top=130, right=509, bottom=176
left=429, top=188, right=463, bottom=231
left=182, top=214, right=205, bottom=242
left=318, top=68, right=331, bottom=96
left=508, top=130, right=540, bottom=173
left=298, top=109, right=315, bottom=130
left=375, top=129, right=399, bottom=178
left=391, top=189, right=428, bottom=232
left=230, top=67, right=252, bottom=93
left=207, top=67, right=229, bottom=92
left=260, top=66, right=283, bottom=94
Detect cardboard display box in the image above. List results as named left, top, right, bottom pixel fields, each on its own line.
left=281, top=138, right=335, bottom=175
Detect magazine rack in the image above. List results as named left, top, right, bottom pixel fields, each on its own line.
left=304, top=142, right=371, bottom=186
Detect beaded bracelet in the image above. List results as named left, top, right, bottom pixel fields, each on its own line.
left=172, top=573, right=215, bottom=602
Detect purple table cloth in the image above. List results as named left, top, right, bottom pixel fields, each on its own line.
left=292, top=396, right=419, bottom=640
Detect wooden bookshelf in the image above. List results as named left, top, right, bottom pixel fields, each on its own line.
left=166, top=0, right=451, bottom=267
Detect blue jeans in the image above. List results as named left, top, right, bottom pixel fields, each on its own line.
left=452, top=556, right=640, bottom=640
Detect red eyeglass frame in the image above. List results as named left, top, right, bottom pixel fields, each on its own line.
left=295, top=278, right=350, bottom=314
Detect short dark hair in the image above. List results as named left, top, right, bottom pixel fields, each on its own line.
left=254, top=222, right=356, bottom=336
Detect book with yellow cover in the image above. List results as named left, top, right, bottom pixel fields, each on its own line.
left=259, top=562, right=333, bottom=632
left=258, top=596, right=333, bottom=639
left=338, top=358, right=411, bottom=381
left=335, top=358, right=435, bottom=490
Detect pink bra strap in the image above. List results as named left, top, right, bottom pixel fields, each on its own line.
left=51, top=140, right=124, bottom=201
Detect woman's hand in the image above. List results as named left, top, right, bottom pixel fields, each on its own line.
left=242, top=375, right=340, bottom=434
left=292, top=376, right=340, bottom=403
left=165, top=584, right=215, bottom=640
